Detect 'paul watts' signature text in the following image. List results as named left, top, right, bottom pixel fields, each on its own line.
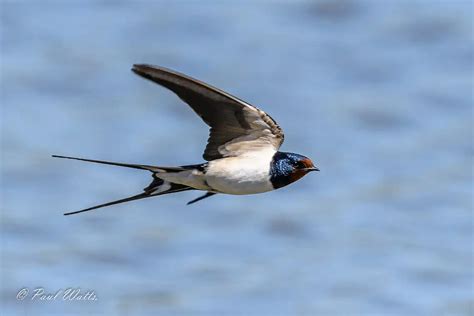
left=16, top=287, right=98, bottom=301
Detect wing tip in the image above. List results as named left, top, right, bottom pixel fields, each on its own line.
left=131, top=64, right=184, bottom=80
left=131, top=64, right=144, bottom=75
left=131, top=63, right=158, bottom=74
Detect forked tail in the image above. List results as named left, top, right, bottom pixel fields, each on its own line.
left=52, top=154, right=196, bottom=215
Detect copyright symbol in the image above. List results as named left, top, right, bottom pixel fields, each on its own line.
left=16, top=288, right=29, bottom=300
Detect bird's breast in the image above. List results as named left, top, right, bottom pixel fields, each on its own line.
left=205, top=151, right=275, bottom=195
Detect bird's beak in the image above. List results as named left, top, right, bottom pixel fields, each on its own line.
left=304, top=167, right=319, bottom=172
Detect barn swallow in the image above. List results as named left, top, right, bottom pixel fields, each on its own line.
left=53, top=64, right=319, bottom=215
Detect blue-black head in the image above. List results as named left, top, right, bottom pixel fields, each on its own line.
left=270, top=151, right=319, bottom=189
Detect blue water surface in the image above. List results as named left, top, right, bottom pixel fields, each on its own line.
left=1, top=1, right=473, bottom=315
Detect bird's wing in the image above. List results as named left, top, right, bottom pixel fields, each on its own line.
left=132, top=64, right=284, bottom=161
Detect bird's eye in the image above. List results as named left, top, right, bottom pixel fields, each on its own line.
left=295, top=161, right=304, bottom=169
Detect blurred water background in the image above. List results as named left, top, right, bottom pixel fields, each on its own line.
left=1, top=0, right=473, bottom=315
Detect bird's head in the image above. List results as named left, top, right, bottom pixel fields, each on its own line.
left=270, top=152, right=319, bottom=189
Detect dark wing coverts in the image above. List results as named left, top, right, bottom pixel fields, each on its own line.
left=132, top=64, right=284, bottom=161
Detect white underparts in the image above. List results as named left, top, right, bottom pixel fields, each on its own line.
left=154, top=148, right=276, bottom=195
left=156, top=169, right=210, bottom=191
left=205, top=148, right=276, bottom=195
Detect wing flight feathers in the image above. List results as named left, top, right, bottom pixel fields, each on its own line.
left=132, top=64, right=284, bottom=161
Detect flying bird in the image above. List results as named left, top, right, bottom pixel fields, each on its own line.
left=53, top=64, right=319, bottom=215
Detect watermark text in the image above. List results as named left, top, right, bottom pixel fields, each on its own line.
left=16, top=287, right=98, bottom=302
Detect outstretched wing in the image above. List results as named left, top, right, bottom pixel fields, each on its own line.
left=132, top=64, right=284, bottom=161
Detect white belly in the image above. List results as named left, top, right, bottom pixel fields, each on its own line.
left=205, top=151, right=275, bottom=195
left=157, top=169, right=210, bottom=191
